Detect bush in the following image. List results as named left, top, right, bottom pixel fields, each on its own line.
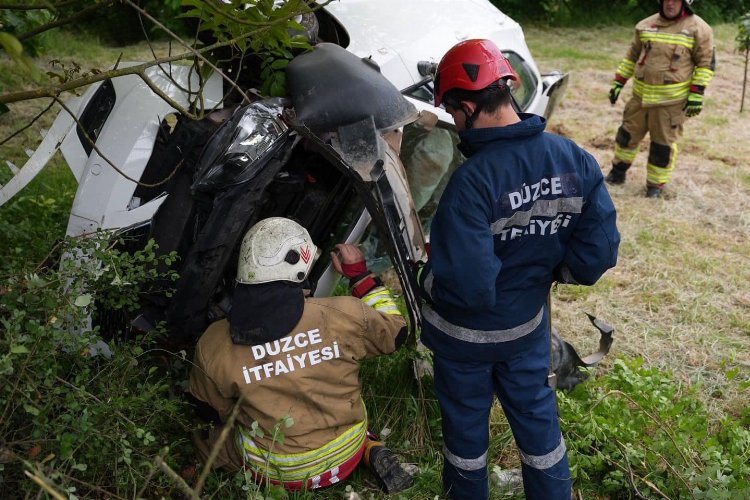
left=560, top=357, right=750, bottom=498
left=0, top=235, right=193, bottom=497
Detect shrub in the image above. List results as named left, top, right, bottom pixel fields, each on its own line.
left=560, top=357, right=750, bottom=498
left=0, top=235, right=192, bottom=497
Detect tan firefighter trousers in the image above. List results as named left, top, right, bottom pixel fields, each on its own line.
left=613, top=96, right=688, bottom=186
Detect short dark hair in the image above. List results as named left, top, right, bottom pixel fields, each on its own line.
left=442, top=79, right=512, bottom=114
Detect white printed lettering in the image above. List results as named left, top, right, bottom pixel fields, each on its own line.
left=293, top=353, right=307, bottom=368
left=281, top=336, right=294, bottom=353
left=551, top=177, right=562, bottom=194
left=308, top=329, right=322, bottom=345
left=265, top=340, right=280, bottom=356
left=275, top=359, right=290, bottom=375
left=251, top=344, right=265, bottom=360
left=308, top=349, right=321, bottom=365
left=509, top=192, right=523, bottom=209
left=294, top=332, right=308, bottom=348
left=321, top=346, right=333, bottom=361
left=540, top=178, right=550, bottom=195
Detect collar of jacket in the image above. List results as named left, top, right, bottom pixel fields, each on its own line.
left=658, top=9, right=691, bottom=23
left=457, top=113, right=546, bottom=157
left=229, top=281, right=305, bottom=345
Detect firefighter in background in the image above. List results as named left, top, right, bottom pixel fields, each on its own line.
left=420, top=39, right=619, bottom=499
left=607, top=0, right=715, bottom=198
left=188, top=217, right=414, bottom=493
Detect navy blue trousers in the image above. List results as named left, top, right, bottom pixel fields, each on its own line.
left=433, top=325, right=571, bottom=500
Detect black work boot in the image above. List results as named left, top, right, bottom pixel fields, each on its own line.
left=605, top=164, right=629, bottom=185
left=367, top=445, right=415, bottom=494
left=646, top=186, right=662, bottom=198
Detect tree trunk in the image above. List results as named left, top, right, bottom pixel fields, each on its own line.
left=742, top=48, right=749, bottom=113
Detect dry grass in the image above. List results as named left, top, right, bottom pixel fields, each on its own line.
left=528, top=24, right=750, bottom=418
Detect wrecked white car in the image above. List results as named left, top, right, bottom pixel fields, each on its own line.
left=1, top=1, right=609, bottom=389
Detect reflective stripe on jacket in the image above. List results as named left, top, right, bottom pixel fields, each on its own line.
left=616, top=13, right=714, bottom=107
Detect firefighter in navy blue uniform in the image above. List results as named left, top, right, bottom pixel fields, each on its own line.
left=420, top=39, right=620, bottom=499
left=606, top=0, right=715, bottom=198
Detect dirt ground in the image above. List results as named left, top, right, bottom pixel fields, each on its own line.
left=525, top=25, right=750, bottom=416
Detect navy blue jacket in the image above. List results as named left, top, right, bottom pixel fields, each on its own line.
left=420, top=114, right=619, bottom=360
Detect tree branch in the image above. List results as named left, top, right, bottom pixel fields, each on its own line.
left=0, top=99, right=54, bottom=146
left=0, top=1, right=78, bottom=10
left=123, top=0, right=252, bottom=108
left=17, top=3, right=105, bottom=43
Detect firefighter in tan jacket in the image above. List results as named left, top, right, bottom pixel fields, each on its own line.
left=188, top=217, right=414, bottom=493
left=606, top=0, right=715, bottom=198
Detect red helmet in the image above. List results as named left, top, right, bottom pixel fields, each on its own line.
left=434, top=39, right=517, bottom=108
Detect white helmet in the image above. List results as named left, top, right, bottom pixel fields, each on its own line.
left=236, top=217, right=318, bottom=285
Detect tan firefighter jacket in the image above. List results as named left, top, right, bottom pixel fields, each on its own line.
left=189, top=294, right=405, bottom=481
left=615, top=12, right=714, bottom=107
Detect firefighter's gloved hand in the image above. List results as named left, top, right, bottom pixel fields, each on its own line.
left=331, top=243, right=368, bottom=278
left=684, top=91, right=704, bottom=117
left=331, top=243, right=376, bottom=296
left=608, top=80, right=624, bottom=105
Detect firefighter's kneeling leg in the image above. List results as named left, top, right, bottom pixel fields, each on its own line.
left=434, top=356, right=495, bottom=499
left=493, top=327, right=571, bottom=500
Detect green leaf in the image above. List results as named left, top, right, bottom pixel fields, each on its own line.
left=23, top=404, right=40, bottom=416
left=11, top=345, right=29, bottom=354
left=270, top=58, right=289, bottom=70
left=0, top=103, right=8, bottom=116
left=0, top=32, right=23, bottom=57
left=74, top=294, right=92, bottom=307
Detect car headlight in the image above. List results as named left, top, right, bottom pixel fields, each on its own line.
left=193, top=99, right=288, bottom=191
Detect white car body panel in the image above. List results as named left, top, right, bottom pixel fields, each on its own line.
left=322, top=0, right=552, bottom=116
left=1, top=64, right=222, bottom=236
left=0, top=101, right=79, bottom=206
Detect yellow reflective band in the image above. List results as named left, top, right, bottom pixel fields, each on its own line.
left=633, top=79, right=690, bottom=104
left=639, top=32, right=695, bottom=49
left=616, top=58, right=635, bottom=79
left=692, top=67, right=714, bottom=87
left=236, top=419, right=367, bottom=482
left=647, top=144, right=678, bottom=185
left=614, top=144, right=638, bottom=163
left=362, top=287, right=401, bottom=315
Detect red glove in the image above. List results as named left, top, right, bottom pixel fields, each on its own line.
left=330, top=243, right=368, bottom=278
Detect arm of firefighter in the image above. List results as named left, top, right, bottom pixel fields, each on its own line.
left=623, top=26, right=642, bottom=71
left=188, top=342, right=235, bottom=423
left=690, top=24, right=715, bottom=90
left=356, top=298, right=408, bottom=358
left=556, top=152, right=620, bottom=286
left=424, top=174, right=500, bottom=311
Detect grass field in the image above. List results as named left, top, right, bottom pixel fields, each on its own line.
left=1, top=23, right=749, bottom=499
